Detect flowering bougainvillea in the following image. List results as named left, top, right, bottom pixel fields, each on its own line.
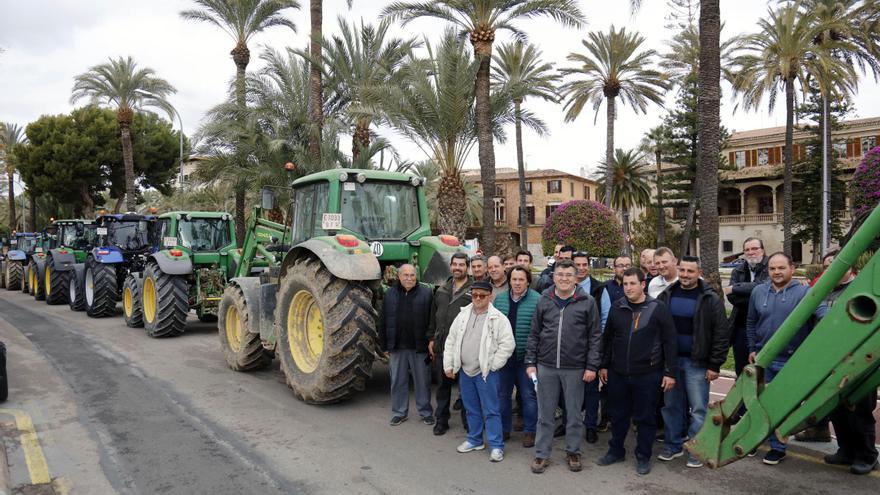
left=541, top=200, right=623, bottom=257
left=852, top=145, right=880, bottom=218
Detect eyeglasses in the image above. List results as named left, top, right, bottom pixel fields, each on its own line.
left=471, top=293, right=491, bottom=300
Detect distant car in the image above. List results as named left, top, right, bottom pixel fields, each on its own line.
left=720, top=258, right=744, bottom=269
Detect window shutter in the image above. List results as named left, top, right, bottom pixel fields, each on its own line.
left=729, top=152, right=735, bottom=166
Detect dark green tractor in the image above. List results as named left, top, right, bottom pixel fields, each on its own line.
left=26, top=229, right=58, bottom=301
left=43, top=220, right=96, bottom=305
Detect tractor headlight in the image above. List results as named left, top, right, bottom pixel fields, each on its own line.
left=356, top=173, right=366, bottom=183
left=338, top=172, right=349, bottom=182
left=176, top=214, right=182, bottom=220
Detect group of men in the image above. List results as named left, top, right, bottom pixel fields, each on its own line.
left=376, top=239, right=878, bottom=476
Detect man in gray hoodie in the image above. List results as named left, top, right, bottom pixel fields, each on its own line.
left=746, top=252, right=827, bottom=466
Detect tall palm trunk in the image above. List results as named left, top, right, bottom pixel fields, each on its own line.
left=438, top=174, right=468, bottom=240
left=308, top=0, right=323, bottom=166
left=473, top=35, right=496, bottom=255
left=6, top=166, right=15, bottom=229
left=782, top=77, right=794, bottom=256
left=514, top=101, right=528, bottom=249
left=697, top=0, right=721, bottom=290
left=118, top=110, right=137, bottom=212
left=622, top=208, right=631, bottom=256
left=27, top=191, right=36, bottom=232
left=679, top=182, right=700, bottom=255
left=352, top=119, right=370, bottom=160
left=231, top=43, right=250, bottom=247
left=234, top=186, right=246, bottom=247
left=604, top=96, right=615, bottom=208
left=655, top=150, right=666, bottom=246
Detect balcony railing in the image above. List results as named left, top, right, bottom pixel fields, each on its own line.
left=719, top=213, right=782, bottom=225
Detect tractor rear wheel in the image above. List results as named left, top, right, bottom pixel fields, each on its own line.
left=44, top=257, right=70, bottom=305
left=69, top=268, right=87, bottom=311
left=85, top=260, right=117, bottom=317
left=218, top=285, right=272, bottom=371
left=30, top=262, right=45, bottom=301
left=274, top=255, right=377, bottom=404
left=122, top=274, right=144, bottom=328
left=5, top=262, right=22, bottom=291
left=142, top=262, right=188, bottom=338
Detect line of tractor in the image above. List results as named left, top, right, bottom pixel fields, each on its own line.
left=0, top=168, right=465, bottom=404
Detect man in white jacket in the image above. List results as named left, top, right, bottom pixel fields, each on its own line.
left=444, top=280, right=515, bottom=462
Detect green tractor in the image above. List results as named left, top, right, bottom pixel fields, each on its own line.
left=26, top=229, right=58, bottom=300
left=217, top=169, right=465, bottom=404
left=42, top=220, right=96, bottom=305
left=126, top=211, right=237, bottom=337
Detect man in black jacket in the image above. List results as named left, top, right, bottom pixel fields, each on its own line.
left=379, top=264, right=435, bottom=427
left=724, top=237, right=768, bottom=376
left=598, top=268, right=677, bottom=476
left=655, top=257, right=730, bottom=468
left=427, top=252, right=473, bottom=435
left=525, top=260, right=602, bottom=474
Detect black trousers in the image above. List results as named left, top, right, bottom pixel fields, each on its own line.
left=730, top=325, right=750, bottom=377
left=831, top=389, right=878, bottom=464
left=433, top=353, right=466, bottom=425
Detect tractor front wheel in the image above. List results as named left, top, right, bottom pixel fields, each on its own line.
left=142, top=263, right=188, bottom=338
left=85, top=260, right=117, bottom=317
left=30, top=262, right=45, bottom=301
left=274, top=255, right=377, bottom=404
left=5, top=261, right=22, bottom=291
left=218, top=285, right=272, bottom=371
left=44, top=257, right=70, bottom=305
left=123, top=274, right=144, bottom=328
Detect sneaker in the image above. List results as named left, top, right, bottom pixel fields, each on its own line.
left=824, top=452, right=854, bottom=466
left=456, top=441, right=485, bottom=453
left=636, top=458, right=652, bottom=475
left=657, top=448, right=684, bottom=461
left=421, top=416, right=436, bottom=426
left=531, top=457, right=548, bottom=474
left=596, top=453, right=625, bottom=466
left=489, top=448, right=504, bottom=462
left=567, top=453, right=583, bottom=472
left=389, top=415, right=407, bottom=427
left=850, top=460, right=879, bottom=475
left=585, top=428, right=598, bottom=444
left=522, top=432, right=536, bottom=448
left=686, top=455, right=703, bottom=468
left=762, top=449, right=786, bottom=465
left=597, top=416, right=610, bottom=432
left=747, top=449, right=757, bottom=457
left=433, top=422, right=448, bottom=436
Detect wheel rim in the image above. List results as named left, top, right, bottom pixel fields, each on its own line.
left=123, top=286, right=133, bottom=317
left=288, top=290, right=323, bottom=373
left=143, top=277, right=157, bottom=323
left=45, top=266, right=52, bottom=297
left=225, top=304, right=242, bottom=353
left=29, top=268, right=36, bottom=292
left=85, top=269, right=94, bottom=306
left=70, top=278, right=76, bottom=303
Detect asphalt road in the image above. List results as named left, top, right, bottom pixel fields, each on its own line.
left=0, top=289, right=877, bottom=495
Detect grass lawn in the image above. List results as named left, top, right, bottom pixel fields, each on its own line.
left=721, top=348, right=736, bottom=372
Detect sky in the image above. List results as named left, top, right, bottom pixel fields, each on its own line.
left=2, top=0, right=879, bottom=183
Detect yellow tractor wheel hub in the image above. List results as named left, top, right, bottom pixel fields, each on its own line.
left=143, top=277, right=157, bottom=323
left=288, top=290, right=323, bottom=373
left=123, top=286, right=133, bottom=317
left=45, top=267, right=51, bottom=296
left=225, top=304, right=242, bottom=353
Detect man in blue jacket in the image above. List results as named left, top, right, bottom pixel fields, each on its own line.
left=379, top=264, right=434, bottom=427
left=746, top=252, right=827, bottom=466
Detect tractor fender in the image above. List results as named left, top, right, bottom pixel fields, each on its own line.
left=230, top=277, right=263, bottom=340
left=91, top=247, right=124, bottom=264
left=417, top=236, right=473, bottom=287
left=5, top=250, right=27, bottom=261
left=72, top=263, right=86, bottom=286
left=280, top=238, right=381, bottom=282
left=148, top=251, right=193, bottom=275
left=47, top=249, right=77, bottom=272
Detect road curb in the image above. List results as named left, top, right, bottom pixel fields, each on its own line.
left=0, top=436, right=10, bottom=495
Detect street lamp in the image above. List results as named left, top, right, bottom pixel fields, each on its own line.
left=173, top=109, right=184, bottom=191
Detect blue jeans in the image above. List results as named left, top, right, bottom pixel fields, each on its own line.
left=459, top=370, right=504, bottom=449
left=607, top=369, right=663, bottom=461
left=661, top=357, right=709, bottom=452
left=583, top=379, right=600, bottom=429
left=498, top=360, right=538, bottom=434
left=764, top=360, right=787, bottom=452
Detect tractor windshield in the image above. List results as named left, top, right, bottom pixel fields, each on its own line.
left=178, top=218, right=231, bottom=252
left=15, top=236, right=37, bottom=252
left=109, top=221, right=151, bottom=251
left=60, top=225, right=79, bottom=247
left=341, top=181, right=420, bottom=240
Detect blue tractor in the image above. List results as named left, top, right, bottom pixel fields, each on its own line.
left=1, top=232, right=38, bottom=291
left=69, top=214, right=158, bottom=317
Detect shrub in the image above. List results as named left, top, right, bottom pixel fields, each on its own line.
left=541, top=200, right=623, bottom=258
left=851, top=146, right=880, bottom=218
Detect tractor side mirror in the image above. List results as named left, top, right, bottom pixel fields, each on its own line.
left=261, top=187, right=275, bottom=210
left=76, top=223, right=84, bottom=236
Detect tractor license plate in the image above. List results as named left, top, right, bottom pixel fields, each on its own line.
left=163, top=237, right=178, bottom=248
left=96, top=227, right=108, bottom=235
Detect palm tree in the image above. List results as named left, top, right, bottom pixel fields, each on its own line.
left=321, top=17, right=418, bottom=160
left=385, top=30, right=524, bottom=241
left=383, top=0, right=585, bottom=254
left=492, top=41, right=559, bottom=250
left=661, top=23, right=739, bottom=88
left=0, top=122, right=26, bottom=229
left=594, top=148, right=652, bottom=256
left=731, top=1, right=857, bottom=255
left=70, top=56, right=177, bottom=211
left=560, top=25, right=669, bottom=209
left=641, top=124, right=672, bottom=246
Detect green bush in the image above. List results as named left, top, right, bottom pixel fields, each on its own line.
left=541, top=200, right=623, bottom=258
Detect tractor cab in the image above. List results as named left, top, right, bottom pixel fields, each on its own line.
left=9, top=232, right=38, bottom=256
left=55, top=219, right=96, bottom=252
left=94, top=214, right=157, bottom=257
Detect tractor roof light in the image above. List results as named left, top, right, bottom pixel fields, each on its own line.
left=439, top=235, right=460, bottom=247
left=284, top=162, right=296, bottom=171
left=169, top=249, right=184, bottom=257
left=356, top=173, right=366, bottom=183
left=338, top=172, right=349, bottom=182
left=335, top=235, right=359, bottom=248
left=410, top=176, right=420, bottom=187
